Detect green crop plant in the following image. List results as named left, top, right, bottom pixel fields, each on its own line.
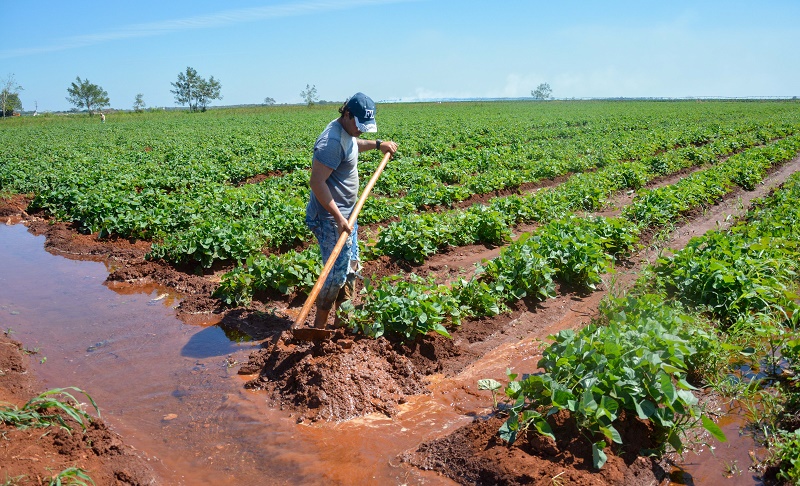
left=654, top=231, right=799, bottom=330
left=344, top=274, right=464, bottom=339
left=213, top=265, right=255, bottom=306
left=214, top=248, right=322, bottom=306
left=489, top=295, right=726, bottom=469
left=475, top=233, right=557, bottom=303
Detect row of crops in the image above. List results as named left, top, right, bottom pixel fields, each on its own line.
left=216, top=127, right=800, bottom=311
left=311, top=135, right=800, bottom=340
left=484, top=170, right=800, bottom=472
left=3, top=102, right=800, bottom=270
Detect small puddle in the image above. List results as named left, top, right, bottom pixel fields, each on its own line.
left=665, top=401, right=767, bottom=485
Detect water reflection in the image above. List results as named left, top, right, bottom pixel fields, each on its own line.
left=181, top=325, right=249, bottom=358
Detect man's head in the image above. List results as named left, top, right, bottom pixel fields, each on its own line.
left=339, top=92, right=377, bottom=134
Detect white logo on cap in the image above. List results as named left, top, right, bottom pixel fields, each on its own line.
left=364, top=109, right=374, bottom=119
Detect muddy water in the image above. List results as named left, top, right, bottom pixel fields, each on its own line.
left=0, top=223, right=467, bottom=485
left=666, top=402, right=767, bottom=485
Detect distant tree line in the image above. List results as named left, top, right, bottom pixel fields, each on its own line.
left=59, top=67, right=225, bottom=115
left=8, top=68, right=335, bottom=115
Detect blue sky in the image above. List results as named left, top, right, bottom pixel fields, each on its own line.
left=3, top=0, right=799, bottom=112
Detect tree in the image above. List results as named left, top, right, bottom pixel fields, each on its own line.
left=170, top=67, right=222, bottom=112
left=300, top=84, right=318, bottom=106
left=66, top=77, right=110, bottom=115
left=1, top=73, right=23, bottom=118
left=1, top=92, right=22, bottom=117
left=196, top=76, right=222, bottom=112
left=264, top=97, right=276, bottom=105
left=531, top=83, right=552, bottom=100
left=133, top=93, right=146, bottom=113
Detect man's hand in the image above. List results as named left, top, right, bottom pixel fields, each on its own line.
left=379, top=140, right=398, bottom=155
left=336, top=217, right=353, bottom=236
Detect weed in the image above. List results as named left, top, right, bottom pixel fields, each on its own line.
left=649, top=226, right=675, bottom=250
left=2, top=474, right=27, bottom=486
left=722, top=459, right=742, bottom=478
left=47, top=467, right=94, bottom=486
left=770, top=429, right=800, bottom=484
left=0, top=387, right=99, bottom=431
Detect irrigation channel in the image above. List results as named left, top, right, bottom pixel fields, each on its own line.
left=0, top=219, right=774, bottom=485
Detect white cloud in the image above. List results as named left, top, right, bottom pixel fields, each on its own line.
left=500, top=74, right=547, bottom=98
left=0, top=0, right=419, bottom=59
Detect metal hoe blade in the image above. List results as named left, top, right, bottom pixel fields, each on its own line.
left=291, top=327, right=334, bottom=342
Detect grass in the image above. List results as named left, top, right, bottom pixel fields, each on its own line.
left=2, top=474, right=27, bottom=486
left=47, top=467, right=95, bottom=486
left=0, top=388, right=100, bottom=486
left=0, top=387, right=100, bottom=431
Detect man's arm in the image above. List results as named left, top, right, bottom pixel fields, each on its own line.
left=356, top=138, right=398, bottom=154
left=309, top=159, right=352, bottom=235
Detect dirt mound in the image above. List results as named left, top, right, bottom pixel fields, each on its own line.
left=0, top=194, right=30, bottom=223
left=242, top=330, right=430, bottom=422
left=0, top=334, right=159, bottom=485
left=26, top=219, right=152, bottom=261
left=402, top=413, right=666, bottom=486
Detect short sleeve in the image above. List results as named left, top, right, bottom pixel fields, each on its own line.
left=314, top=136, right=344, bottom=170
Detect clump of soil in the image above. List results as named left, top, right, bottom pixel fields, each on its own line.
left=0, top=194, right=30, bottom=223
left=242, top=329, right=430, bottom=422
left=0, top=334, right=159, bottom=485
left=402, top=413, right=666, bottom=486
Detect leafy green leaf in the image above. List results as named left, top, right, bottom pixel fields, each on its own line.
left=477, top=379, right=503, bottom=391
left=701, top=414, right=728, bottom=443
left=592, top=441, right=608, bottom=469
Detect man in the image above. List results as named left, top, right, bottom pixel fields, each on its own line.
left=306, top=92, right=397, bottom=329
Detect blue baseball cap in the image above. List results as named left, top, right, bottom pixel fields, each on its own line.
left=345, top=92, right=377, bottom=133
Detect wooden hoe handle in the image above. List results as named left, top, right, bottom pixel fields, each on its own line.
left=293, top=150, right=393, bottom=328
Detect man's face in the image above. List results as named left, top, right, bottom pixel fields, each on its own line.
left=343, top=112, right=362, bottom=137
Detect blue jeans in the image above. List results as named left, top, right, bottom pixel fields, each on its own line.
left=306, top=216, right=360, bottom=310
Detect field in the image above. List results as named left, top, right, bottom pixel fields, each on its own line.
left=2, top=100, right=800, bottom=485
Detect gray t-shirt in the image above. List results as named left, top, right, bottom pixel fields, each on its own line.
left=306, top=119, right=359, bottom=220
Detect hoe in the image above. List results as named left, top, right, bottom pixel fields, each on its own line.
left=292, top=150, right=393, bottom=341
